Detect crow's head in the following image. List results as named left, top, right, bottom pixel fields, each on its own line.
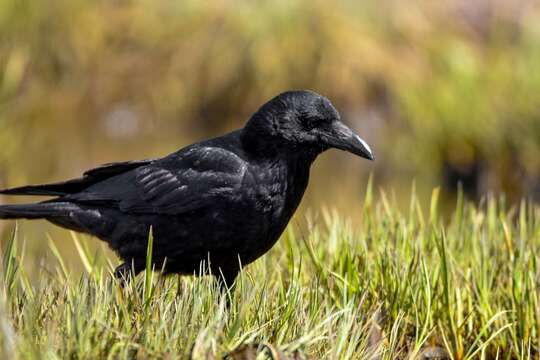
left=243, top=90, right=374, bottom=160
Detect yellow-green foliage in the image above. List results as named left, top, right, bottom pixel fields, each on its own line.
left=0, top=188, right=539, bottom=358
left=1, top=1, right=540, bottom=200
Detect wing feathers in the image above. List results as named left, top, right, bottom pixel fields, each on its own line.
left=0, top=159, right=153, bottom=196
left=117, top=147, right=247, bottom=214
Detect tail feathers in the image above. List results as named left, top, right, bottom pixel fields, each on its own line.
left=0, top=182, right=79, bottom=196
left=0, top=202, right=74, bottom=220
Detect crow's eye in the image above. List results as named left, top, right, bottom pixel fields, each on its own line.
left=301, top=115, right=325, bottom=131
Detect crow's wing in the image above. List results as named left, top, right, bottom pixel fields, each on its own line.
left=69, top=146, right=248, bottom=215
left=83, top=159, right=154, bottom=178
left=0, top=159, right=153, bottom=196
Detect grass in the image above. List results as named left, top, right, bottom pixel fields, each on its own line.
left=0, top=185, right=539, bottom=359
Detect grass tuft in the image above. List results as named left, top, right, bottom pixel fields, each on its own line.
left=0, top=189, right=539, bottom=358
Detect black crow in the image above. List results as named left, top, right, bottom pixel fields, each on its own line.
left=0, top=90, right=373, bottom=287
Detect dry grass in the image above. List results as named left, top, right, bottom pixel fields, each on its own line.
left=0, top=185, right=539, bottom=359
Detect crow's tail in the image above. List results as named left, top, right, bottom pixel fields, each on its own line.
left=0, top=202, right=75, bottom=220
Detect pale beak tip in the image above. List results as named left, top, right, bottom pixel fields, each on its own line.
left=354, top=134, right=374, bottom=161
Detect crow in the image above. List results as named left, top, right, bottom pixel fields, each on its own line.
left=0, top=90, right=373, bottom=288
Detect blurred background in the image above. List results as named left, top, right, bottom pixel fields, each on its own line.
left=1, top=0, right=540, bottom=270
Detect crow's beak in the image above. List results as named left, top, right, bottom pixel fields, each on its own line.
left=324, top=121, right=374, bottom=160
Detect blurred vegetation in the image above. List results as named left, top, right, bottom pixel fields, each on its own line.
left=1, top=0, right=540, bottom=209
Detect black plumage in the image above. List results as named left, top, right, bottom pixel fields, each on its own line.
left=0, top=90, right=373, bottom=287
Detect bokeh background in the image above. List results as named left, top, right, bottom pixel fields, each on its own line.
left=1, top=0, right=540, bottom=271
